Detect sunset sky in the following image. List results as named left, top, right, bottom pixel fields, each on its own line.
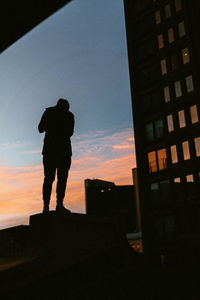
left=0, top=0, right=136, bottom=229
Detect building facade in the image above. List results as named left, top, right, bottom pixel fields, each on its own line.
left=85, top=179, right=137, bottom=233
left=124, top=0, right=200, bottom=255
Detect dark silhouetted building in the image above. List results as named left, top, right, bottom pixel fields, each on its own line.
left=124, top=0, right=200, bottom=255
left=85, top=179, right=137, bottom=233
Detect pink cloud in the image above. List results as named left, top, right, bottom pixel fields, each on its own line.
left=0, top=127, right=136, bottom=229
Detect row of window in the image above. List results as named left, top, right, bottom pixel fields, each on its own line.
left=167, top=105, right=199, bottom=132
left=145, top=105, right=199, bottom=142
left=158, top=21, right=186, bottom=49
left=164, top=75, right=194, bottom=102
left=148, top=137, right=200, bottom=173
left=160, top=48, right=190, bottom=75
left=155, top=0, right=183, bottom=25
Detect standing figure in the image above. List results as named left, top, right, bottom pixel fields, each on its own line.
left=38, top=98, right=74, bottom=214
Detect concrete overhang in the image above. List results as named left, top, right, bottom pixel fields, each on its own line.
left=0, top=0, right=72, bottom=54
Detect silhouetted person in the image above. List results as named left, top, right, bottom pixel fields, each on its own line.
left=38, top=98, right=74, bottom=214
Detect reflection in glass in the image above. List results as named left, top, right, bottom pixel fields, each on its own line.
left=155, top=11, right=161, bottom=24
left=167, top=115, right=174, bottom=132
left=175, top=80, right=182, bottom=98
left=155, top=119, right=164, bottom=139
left=194, top=137, right=200, bottom=157
left=170, top=145, right=178, bottom=163
left=168, top=28, right=174, bottom=43
left=186, top=75, right=194, bottom=92
left=190, top=105, right=199, bottom=124
left=158, top=34, right=164, bottom=49
left=157, top=148, right=167, bottom=170
left=182, top=141, right=190, bottom=160
left=165, top=4, right=171, bottom=18
left=178, top=21, right=186, bottom=37
left=164, top=86, right=170, bottom=102
left=148, top=151, right=157, bottom=173
left=186, top=174, right=194, bottom=182
left=145, top=122, right=154, bottom=141
left=178, top=110, right=186, bottom=128
left=182, top=48, right=190, bottom=64
left=174, top=177, right=181, bottom=183
left=160, top=59, right=167, bottom=75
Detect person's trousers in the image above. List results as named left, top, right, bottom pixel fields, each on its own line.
left=42, top=154, right=71, bottom=206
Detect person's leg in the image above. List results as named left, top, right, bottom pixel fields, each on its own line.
left=56, top=155, right=71, bottom=212
left=42, top=155, right=56, bottom=213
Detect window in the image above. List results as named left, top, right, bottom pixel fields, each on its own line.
left=170, top=145, right=178, bottom=163
left=148, top=148, right=167, bottom=173
left=186, top=174, right=194, bottom=182
left=158, top=34, right=164, bottom=48
left=194, top=137, right=200, bottom=156
left=165, top=4, right=171, bottom=18
left=178, top=110, right=186, bottom=128
left=178, top=21, right=186, bottom=37
left=175, top=81, right=182, bottom=97
left=164, top=215, right=175, bottom=240
left=148, top=151, right=157, bottom=173
left=155, top=11, right=161, bottom=24
left=190, top=105, right=199, bottom=124
left=145, top=123, right=154, bottom=141
left=167, top=115, right=174, bottom=132
left=182, top=48, right=190, bottom=64
left=157, top=148, right=167, bottom=170
left=175, top=0, right=182, bottom=12
left=174, top=177, right=181, bottom=183
left=145, top=119, right=164, bottom=141
left=155, top=119, right=164, bottom=139
left=171, top=54, right=178, bottom=70
left=182, top=141, right=190, bottom=160
left=186, top=75, right=194, bottom=92
left=168, top=28, right=174, bottom=43
left=164, top=86, right=170, bottom=102
left=160, top=59, right=167, bottom=75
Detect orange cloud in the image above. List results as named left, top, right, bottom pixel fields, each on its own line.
left=0, top=127, right=136, bottom=229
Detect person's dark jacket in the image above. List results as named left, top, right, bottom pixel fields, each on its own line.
left=38, top=105, right=74, bottom=156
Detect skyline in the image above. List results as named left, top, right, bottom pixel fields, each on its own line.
left=0, top=0, right=135, bottom=229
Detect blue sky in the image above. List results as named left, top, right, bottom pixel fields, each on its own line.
left=0, top=0, right=136, bottom=228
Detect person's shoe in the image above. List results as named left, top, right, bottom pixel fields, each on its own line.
left=42, top=205, right=49, bottom=214
left=56, top=204, right=71, bottom=214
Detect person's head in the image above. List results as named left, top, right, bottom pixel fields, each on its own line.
left=56, top=98, right=70, bottom=110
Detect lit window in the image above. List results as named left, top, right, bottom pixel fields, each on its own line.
left=194, top=137, right=200, bottom=156
left=170, top=145, right=178, bottom=163
left=178, top=21, right=186, bottom=37
left=168, top=28, right=174, bottom=43
left=190, top=105, right=199, bottom=124
left=174, top=177, right=181, bottom=183
left=178, top=110, right=186, bottom=128
left=157, top=148, right=167, bottom=170
left=164, top=86, right=170, bottom=102
left=186, top=174, right=194, bottom=182
left=155, top=11, right=161, bottom=24
left=148, top=151, right=157, bottom=173
left=186, top=75, right=194, bottom=92
left=175, top=81, right=182, bottom=97
left=182, top=48, right=190, bottom=64
left=167, top=115, right=174, bottom=132
left=160, top=59, right=167, bottom=75
left=171, top=54, right=178, bottom=70
left=155, top=119, right=164, bottom=139
left=175, top=0, right=182, bottom=12
left=182, top=141, right=190, bottom=160
left=158, top=34, right=164, bottom=49
left=165, top=4, right=171, bottom=18
left=145, top=122, right=154, bottom=141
